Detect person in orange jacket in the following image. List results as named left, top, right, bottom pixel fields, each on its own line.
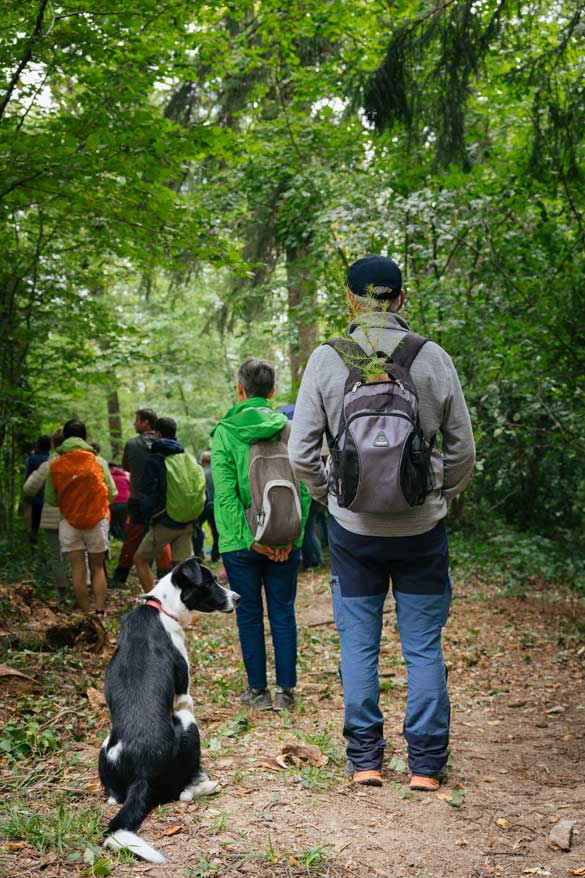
left=45, top=420, right=117, bottom=615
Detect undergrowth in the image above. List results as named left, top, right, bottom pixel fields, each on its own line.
left=449, top=512, right=585, bottom=595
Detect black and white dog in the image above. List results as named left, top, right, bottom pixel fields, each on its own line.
left=99, top=558, right=239, bottom=864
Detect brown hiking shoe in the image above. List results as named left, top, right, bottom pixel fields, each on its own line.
left=409, top=775, right=441, bottom=791
left=353, top=769, right=383, bottom=787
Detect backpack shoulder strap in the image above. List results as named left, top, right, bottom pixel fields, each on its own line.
left=279, top=421, right=292, bottom=444
left=389, top=332, right=428, bottom=370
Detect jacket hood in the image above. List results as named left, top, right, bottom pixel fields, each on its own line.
left=349, top=311, right=410, bottom=333
left=151, top=438, right=184, bottom=457
left=57, top=437, right=96, bottom=455
left=211, top=397, right=288, bottom=445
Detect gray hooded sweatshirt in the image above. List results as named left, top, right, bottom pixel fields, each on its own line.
left=288, top=311, right=476, bottom=537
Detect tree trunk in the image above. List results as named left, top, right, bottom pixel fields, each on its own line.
left=286, top=245, right=318, bottom=390
left=107, top=390, right=123, bottom=460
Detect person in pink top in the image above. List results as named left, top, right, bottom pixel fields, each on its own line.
left=108, top=462, right=130, bottom=541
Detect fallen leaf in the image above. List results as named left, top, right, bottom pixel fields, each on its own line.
left=0, top=664, right=37, bottom=694
left=436, top=786, right=465, bottom=808
left=496, top=818, right=511, bottom=829
left=258, top=757, right=284, bottom=771
left=86, top=687, right=106, bottom=710
left=568, top=869, right=585, bottom=876
left=0, top=664, right=35, bottom=680
left=268, top=742, right=328, bottom=770
left=2, top=841, right=28, bottom=851
left=388, top=756, right=407, bottom=773
left=448, top=786, right=465, bottom=808
left=162, top=825, right=182, bottom=836
left=483, top=776, right=495, bottom=783
left=88, top=780, right=102, bottom=792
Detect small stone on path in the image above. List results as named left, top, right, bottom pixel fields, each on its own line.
left=549, top=818, right=574, bottom=851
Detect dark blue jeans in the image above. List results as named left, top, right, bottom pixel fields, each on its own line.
left=329, top=516, right=452, bottom=777
left=222, top=548, right=300, bottom=690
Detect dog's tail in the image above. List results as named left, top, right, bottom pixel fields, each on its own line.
left=103, top=778, right=165, bottom=864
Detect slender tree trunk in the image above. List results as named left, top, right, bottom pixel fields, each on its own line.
left=107, top=390, right=123, bottom=460
left=286, top=245, right=318, bottom=390
left=0, top=0, right=50, bottom=122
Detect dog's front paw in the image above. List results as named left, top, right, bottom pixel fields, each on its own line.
left=179, top=777, right=221, bottom=801
left=192, top=778, right=221, bottom=797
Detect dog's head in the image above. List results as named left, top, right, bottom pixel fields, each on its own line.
left=170, top=558, right=240, bottom=615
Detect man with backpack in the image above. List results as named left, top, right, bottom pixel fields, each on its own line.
left=133, top=417, right=206, bottom=590
left=111, top=408, right=172, bottom=585
left=45, top=419, right=117, bottom=615
left=289, top=256, right=475, bottom=789
left=211, top=358, right=311, bottom=711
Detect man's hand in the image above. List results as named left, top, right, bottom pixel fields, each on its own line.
left=251, top=541, right=278, bottom=560
left=250, top=541, right=294, bottom=562
left=270, top=543, right=294, bottom=562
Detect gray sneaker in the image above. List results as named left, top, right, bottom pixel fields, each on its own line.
left=273, top=687, right=296, bottom=711
left=240, top=688, right=273, bottom=710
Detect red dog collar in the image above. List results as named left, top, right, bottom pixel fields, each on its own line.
left=144, top=598, right=180, bottom=624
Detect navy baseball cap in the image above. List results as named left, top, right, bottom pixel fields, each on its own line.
left=347, top=256, right=403, bottom=299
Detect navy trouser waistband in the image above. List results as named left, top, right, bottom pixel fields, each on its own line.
left=328, top=515, right=449, bottom=597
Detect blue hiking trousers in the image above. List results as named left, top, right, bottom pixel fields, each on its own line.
left=328, top=515, right=452, bottom=778
left=222, top=548, right=300, bottom=691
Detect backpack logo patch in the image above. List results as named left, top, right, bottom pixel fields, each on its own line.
left=373, top=431, right=390, bottom=448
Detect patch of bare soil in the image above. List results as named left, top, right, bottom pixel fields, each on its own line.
left=1, top=569, right=584, bottom=878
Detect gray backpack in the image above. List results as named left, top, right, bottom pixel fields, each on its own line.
left=245, top=423, right=302, bottom=546
left=325, top=333, right=435, bottom=514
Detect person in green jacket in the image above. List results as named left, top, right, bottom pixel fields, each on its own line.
left=211, top=357, right=311, bottom=711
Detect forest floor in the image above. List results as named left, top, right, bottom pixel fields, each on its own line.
left=0, top=554, right=584, bottom=878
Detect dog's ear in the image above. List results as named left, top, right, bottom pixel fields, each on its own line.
left=197, top=563, right=217, bottom=584
left=171, top=557, right=203, bottom=592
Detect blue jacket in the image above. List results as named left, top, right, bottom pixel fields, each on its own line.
left=24, top=453, right=49, bottom=506
left=140, top=438, right=187, bottom=529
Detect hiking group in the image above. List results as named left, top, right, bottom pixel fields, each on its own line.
left=22, top=256, right=475, bottom=791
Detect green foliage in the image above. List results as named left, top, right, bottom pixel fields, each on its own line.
left=0, top=719, right=59, bottom=762
left=0, top=803, right=103, bottom=855
left=450, top=515, right=585, bottom=595
left=187, top=860, right=221, bottom=878
left=0, top=0, right=583, bottom=541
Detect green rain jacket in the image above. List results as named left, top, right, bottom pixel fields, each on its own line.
left=210, top=397, right=311, bottom=554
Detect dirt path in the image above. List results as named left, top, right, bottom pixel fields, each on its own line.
left=1, top=568, right=584, bottom=878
